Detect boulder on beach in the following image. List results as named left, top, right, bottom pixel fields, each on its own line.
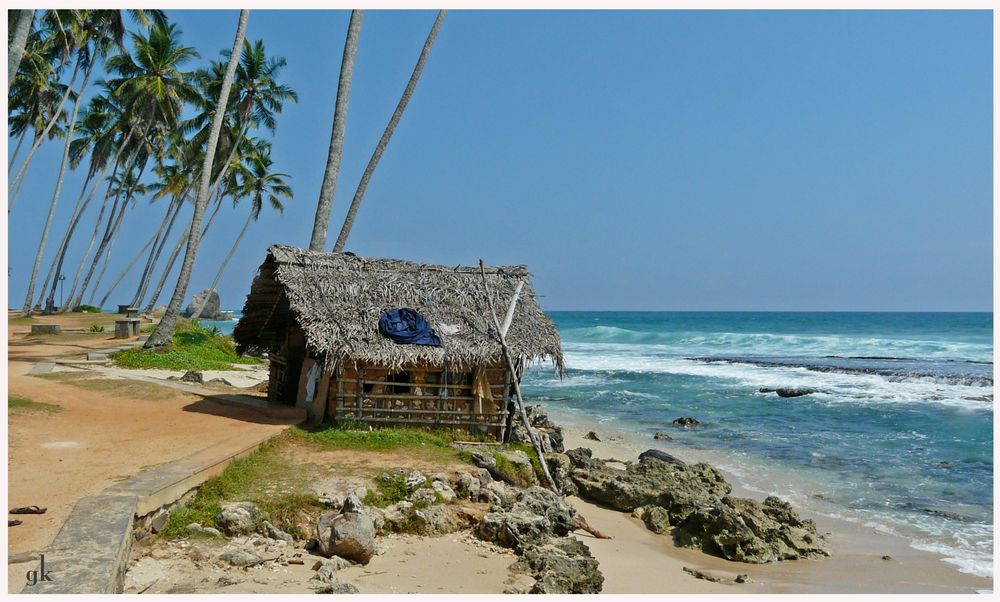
left=183, top=288, right=227, bottom=321
left=510, top=537, right=604, bottom=594
left=217, top=501, right=267, bottom=536
left=584, top=431, right=601, bottom=442
left=315, top=502, right=377, bottom=564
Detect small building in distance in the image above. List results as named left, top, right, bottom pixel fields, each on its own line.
left=233, top=245, right=563, bottom=439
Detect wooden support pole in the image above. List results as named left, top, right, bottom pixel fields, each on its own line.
left=479, top=261, right=559, bottom=494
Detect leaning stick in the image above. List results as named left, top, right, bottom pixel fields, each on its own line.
left=574, top=515, right=612, bottom=540
left=479, top=260, right=559, bottom=494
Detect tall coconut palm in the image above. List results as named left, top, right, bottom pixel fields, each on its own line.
left=308, top=9, right=363, bottom=252
left=8, top=9, right=35, bottom=92
left=333, top=10, right=446, bottom=252
left=145, top=9, right=250, bottom=349
left=189, top=142, right=292, bottom=319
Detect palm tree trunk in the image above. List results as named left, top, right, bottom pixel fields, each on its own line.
left=97, top=225, right=161, bottom=310
left=64, top=166, right=120, bottom=310
left=9, top=129, right=28, bottom=170
left=20, top=60, right=94, bottom=316
left=333, top=10, right=446, bottom=252
left=9, top=59, right=81, bottom=201
left=189, top=206, right=254, bottom=319
left=309, top=9, right=363, bottom=252
left=8, top=10, right=35, bottom=94
left=145, top=9, right=249, bottom=349
left=86, top=158, right=148, bottom=305
left=41, top=168, right=100, bottom=311
left=132, top=196, right=183, bottom=307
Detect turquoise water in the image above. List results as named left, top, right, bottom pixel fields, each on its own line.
left=521, top=312, right=993, bottom=578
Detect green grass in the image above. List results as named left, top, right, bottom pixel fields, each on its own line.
left=162, top=438, right=323, bottom=539
left=293, top=423, right=457, bottom=451
left=76, top=304, right=101, bottom=313
left=8, top=394, right=61, bottom=413
left=110, top=323, right=262, bottom=371
left=364, top=471, right=418, bottom=507
left=89, top=324, right=105, bottom=333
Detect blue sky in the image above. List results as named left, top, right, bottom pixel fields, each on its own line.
left=6, top=10, right=994, bottom=311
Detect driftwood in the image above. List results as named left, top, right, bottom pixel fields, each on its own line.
left=574, top=515, right=612, bottom=540
left=479, top=260, right=559, bottom=494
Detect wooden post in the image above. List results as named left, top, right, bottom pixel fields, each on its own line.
left=479, top=261, right=559, bottom=493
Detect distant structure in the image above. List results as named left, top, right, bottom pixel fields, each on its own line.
left=233, top=245, right=563, bottom=439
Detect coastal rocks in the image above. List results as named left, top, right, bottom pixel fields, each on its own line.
left=185, top=522, right=223, bottom=537
left=315, top=502, right=376, bottom=564
left=315, top=581, right=360, bottom=594
left=477, top=487, right=578, bottom=551
left=311, top=558, right=360, bottom=593
left=672, top=417, right=701, bottom=427
left=653, top=431, right=673, bottom=440
left=431, top=480, right=457, bottom=503
left=218, top=544, right=262, bottom=567
left=183, top=289, right=228, bottom=321
left=584, top=431, right=601, bottom=442
left=217, top=502, right=268, bottom=536
left=469, top=450, right=538, bottom=488
left=759, top=387, right=816, bottom=398
left=509, top=537, right=603, bottom=594
left=263, top=521, right=295, bottom=544
left=508, top=405, right=565, bottom=453
left=672, top=496, right=830, bottom=563
left=566, top=447, right=730, bottom=516
left=634, top=506, right=672, bottom=535
left=180, top=370, right=204, bottom=384
left=544, top=453, right=579, bottom=496
left=638, top=448, right=687, bottom=467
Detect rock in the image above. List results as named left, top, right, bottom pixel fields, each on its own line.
left=478, top=480, right=517, bottom=510
left=216, top=575, right=245, bottom=587
left=149, top=509, right=169, bottom=533
left=477, top=510, right=551, bottom=551
left=922, top=508, right=970, bottom=522
left=637, top=505, right=672, bottom=535
left=653, top=431, right=673, bottom=440
left=508, top=405, right=566, bottom=453
left=312, top=556, right=355, bottom=572
left=566, top=447, right=730, bottom=518
left=412, top=505, right=470, bottom=536
left=545, top=453, right=578, bottom=496
left=217, top=502, right=267, bottom=536
left=263, top=521, right=294, bottom=544
left=735, top=573, right=751, bottom=583
left=451, top=472, right=481, bottom=500
left=672, top=417, right=700, bottom=427
left=470, top=450, right=537, bottom=488
left=775, top=388, right=815, bottom=398
left=218, top=544, right=262, bottom=567
left=180, top=370, right=204, bottom=384
left=203, top=526, right=222, bottom=537
left=184, top=289, right=226, bottom=320
left=315, top=510, right=376, bottom=564
left=206, top=377, right=233, bottom=387
left=363, top=506, right=385, bottom=535
left=584, top=431, right=601, bottom=442
left=935, top=461, right=952, bottom=469
left=672, top=496, right=830, bottom=563
left=638, top=448, right=687, bottom=468
left=881, top=555, right=892, bottom=561
left=511, top=537, right=603, bottom=594
left=683, top=566, right=725, bottom=583
left=431, top=480, right=457, bottom=503
left=315, top=581, right=359, bottom=594
left=341, top=494, right=364, bottom=514
left=513, top=486, right=577, bottom=536
left=408, top=488, right=438, bottom=507
left=403, top=470, right=427, bottom=492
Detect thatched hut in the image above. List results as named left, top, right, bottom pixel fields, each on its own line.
left=233, top=245, right=563, bottom=439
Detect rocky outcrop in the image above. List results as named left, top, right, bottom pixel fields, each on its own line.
left=566, top=448, right=828, bottom=564
left=183, top=288, right=228, bottom=321
left=510, top=537, right=603, bottom=594
left=218, top=544, right=261, bottom=566
left=759, top=387, right=816, bottom=398
left=508, top=405, right=565, bottom=453
left=469, top=449, right=538, bottom=488
left=544, top=453, right=578, bottom=496
left=476, top=486, right=579, bottom=551
left=672, top=496, right=830, bottom=563
left=672, top=417, right=701, bottom=427
left=315, top=500, right=376, bottom=564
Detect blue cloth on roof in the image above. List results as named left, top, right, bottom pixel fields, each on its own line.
left=378, top=308, right=442, bottom=346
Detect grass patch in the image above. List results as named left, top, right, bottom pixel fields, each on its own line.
left=110, top=322, right=262, bottom=371
left=162, top=437, right=324, bottom=539
left=89, top=324, right=105, bottom=333
left=293, top=423, right=456, bottom=451
left=9, top=316, right=34, bottom=325
left=364, top=471, right=418, bottom=507
left=493, top=450, right=538, bottom=488
left=8, top=394, right=61, bottom=413
left=76, top=304, right=101, bottom=313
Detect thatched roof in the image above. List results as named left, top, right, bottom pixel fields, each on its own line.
left=233, top=245, right=563, bottom=373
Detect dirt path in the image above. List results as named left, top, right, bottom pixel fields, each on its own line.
left=7, top=313, right=288, bottom=571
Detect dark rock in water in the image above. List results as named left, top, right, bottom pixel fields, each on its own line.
left=180, top=370, right=204, bottom=384
left=653, top=432, right=673, bottom=440
left=638, top=449, right=687, bottom=468
left=922, top=508, right=970, bottom=522
left=935, top=461, right=952, bottom=469
left=584, top=431, right=601, bottom=442
left=672, top=496, right=830, bottom=563
left=509, top=405, right=565, bottom=453
left=183, top=288, right=228, bottom=321
left=511, top=537, right=603, bottom=594
left=758, top=387, right=776, bottom=394
left=776, top=388, right=815, bottom=398
left=672, top=417, right=701, bottom=427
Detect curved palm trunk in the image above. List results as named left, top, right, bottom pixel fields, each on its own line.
left=132, top=196, right=183, bottom=307
left=145, top=10, right=249, bottom=349
left=21, top=61, right=94, bottom=316
left=189, top=206, right=254, bottom=319
left=9, top=129, right=28, bottom=170
left=97, top=226, right=161, bottom=309
left=9, top=59, right=81, bottom=203
left=143, top=191, right=223, bottom=312
left=309, top=9, right=363, bottom=252
left=40, top=169, right=100, bottom=310
left=64, top=167, right=120, bottom=310
left=8, top=10, right=35, bottom=94
left=333, top=10, right=446, bottom=252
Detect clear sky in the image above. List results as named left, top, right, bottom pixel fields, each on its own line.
left=6, top=10, right=994, bottom=312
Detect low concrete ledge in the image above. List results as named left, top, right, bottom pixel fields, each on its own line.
left=30, top=324, right=62, bottom=335
left=31, top=494, right=138, bottom=594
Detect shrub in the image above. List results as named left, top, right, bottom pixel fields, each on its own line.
left=88, top=324, right=105, bottom=333
left=76, top=304, right=101, bottom=313
left=110, top=323, right=261, bottom=371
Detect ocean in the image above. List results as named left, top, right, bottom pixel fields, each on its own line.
left=214, top=309, right=993, bottom=578
left=521, top=312, right=994, bottom=579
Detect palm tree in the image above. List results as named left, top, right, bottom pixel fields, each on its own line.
left=333, top=10, right=446, bottom=252
left=8, top=9, right=35, bottom=92
left=145, top=9, right=250, bottom=349
left=188, top=142, right=292, bottom=319
left=308, top=9, right=363, bottom=252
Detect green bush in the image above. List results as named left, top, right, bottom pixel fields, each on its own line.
left=110, top=323, right=262, bottom=371
left=76, top=304, right=101, bottom=313
left=88, top=324, right=105, bottom=333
